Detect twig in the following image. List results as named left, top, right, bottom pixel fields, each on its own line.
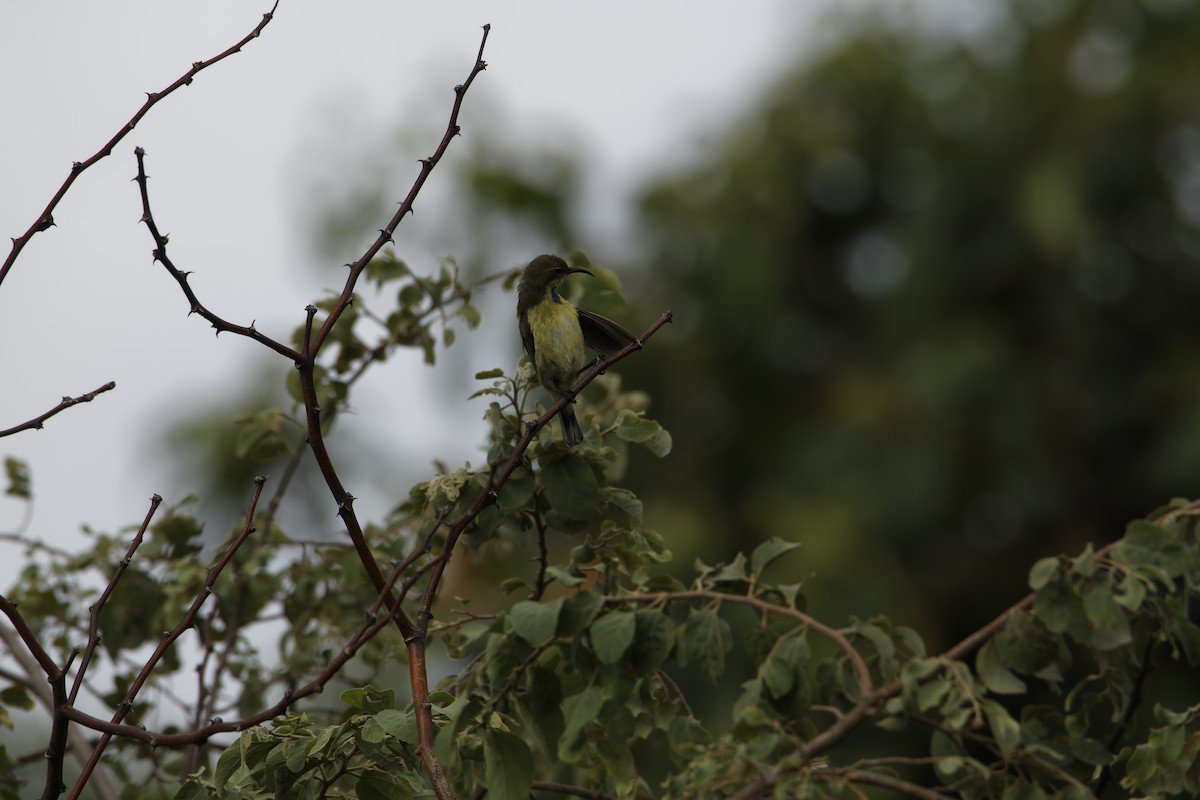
left=0, top=2, right=280, bottom=289
left=134, top=148, right=299, bottom=360
left=68, top=494, right=163, bottom=704
left=66, top=477, right=267, bottom=800
left=0, top=382, right=116, bottom=439
left=812, top=768, right=953, bottom=800
left=308, top=24, right=492, bottom=358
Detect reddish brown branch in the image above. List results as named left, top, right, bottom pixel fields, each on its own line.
left=398, top=311, right=670, bottom=797
left=0, top=381, right=116, bottom=439
left=0, top=2, right=280, bottom=290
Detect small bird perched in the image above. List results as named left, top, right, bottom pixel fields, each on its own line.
left=517, top=254, right=638, bottom=446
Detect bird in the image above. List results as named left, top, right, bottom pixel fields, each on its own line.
left=517, top=254, right=638, bottom=446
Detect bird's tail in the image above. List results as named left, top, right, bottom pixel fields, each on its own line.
left=559, top=405, right=584, bottom=447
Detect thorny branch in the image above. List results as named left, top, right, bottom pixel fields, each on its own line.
left=134, top=148, right=301, bottom=361
left=132, top=22, right=496, bottom=799
left=0, top=2, right=280, bottom=290
left=0, top=381, right=116, bottom=439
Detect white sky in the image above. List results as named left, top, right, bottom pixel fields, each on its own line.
left=0, top=1, right=862, bottom=563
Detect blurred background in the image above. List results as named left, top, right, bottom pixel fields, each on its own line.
left=5, top=0, right=1200, bottom=659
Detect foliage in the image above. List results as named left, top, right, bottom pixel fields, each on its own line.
left=4, top=3, right=1200, bottom=800
left=430, top=0, right=1200, bottom=651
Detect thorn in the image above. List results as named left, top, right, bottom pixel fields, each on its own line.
left=146, top=92, right=159, bottom=101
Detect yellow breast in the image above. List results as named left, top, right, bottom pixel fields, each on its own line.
left=527, top=299, right=586, bottom=394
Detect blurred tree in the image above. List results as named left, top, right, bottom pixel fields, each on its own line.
left=435, top=0, right=1200, bottom=649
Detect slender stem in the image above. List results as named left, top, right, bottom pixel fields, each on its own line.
left=0, top=382, right=116, bottom=439
left=69, top=494, right=163, bottom=704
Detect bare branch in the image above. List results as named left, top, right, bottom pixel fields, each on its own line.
left=0, top=381, right=116, bottom=439
left=0, top=1, right=281, bottom=289
left=68, top=494, right=163, bottom=704
left=308, top=23, right=492, bottom=357
left=133, top=148, right=300, bottom=360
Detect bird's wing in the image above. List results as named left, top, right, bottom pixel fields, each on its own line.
left=518, top=312, right=537, bottom=364
left=577, top=308, right=638, bottom=356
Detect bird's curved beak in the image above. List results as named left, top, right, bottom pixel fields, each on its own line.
left=566, top=267, right=593, bottom=277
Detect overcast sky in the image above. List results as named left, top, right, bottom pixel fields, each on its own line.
left=0, top=1, right=911, bottom=564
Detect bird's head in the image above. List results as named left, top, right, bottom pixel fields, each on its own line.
left=517, top=254, right=592, bottom=311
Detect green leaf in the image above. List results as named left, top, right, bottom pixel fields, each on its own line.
left=762, top=635, right=809, bottom=699
left=356, top=769, right=408, bottom=800
left=497, top=469, right=535, bottom=511
left=590, top=611, right=636, bottom=664
left=1115, top=573, right=1147, bottom=612
left=0, top=686, right=33, bottom=711
left=366, top=252, right=410, bottom=285
left=484, top=728, right=534, bottom=800
left=630, top=610, right=675, bottom=675
left=1115, top=520, right=1191, bottom=579
left=614, top=410, right=672, bottom=457
left=214, top=735, right=246, bottom=788
left=475, top=368, right=505, bottom=380
left=511, top=598, right=564, bottom=644
left=981, top=699, right=1022, bottom=756
left=3, top=457, right=31, bottom=499
left=340, top=685, right=395, bottom=713
left=558, top=686, right=605, bottom=763
left=546, top=565, right=586, bottom=589
left=460, top=302, right=482, bottom=328
left=540, top=453, right=600, bottom=521
left=1082, top=579, right=1132, bottom=650
left=375, top=708, right=419, bottom=744
left=1033, top=574, right=1087, bottom=640
left=976, top=639, right=1027, bottom=695
left=558, top=591, right=603, bottom=635
left=750, top=537, right=801, bottom=575
left=1028, top=557, right=1060, bottom=590
left=916, top=678, right=953, bottom=713
left=678, top=610, right=733, bottom=683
